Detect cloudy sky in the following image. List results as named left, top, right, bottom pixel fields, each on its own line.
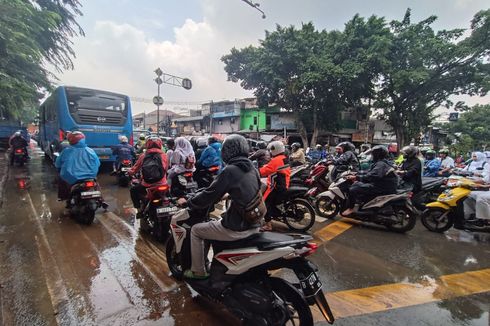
left=57, top=0, right=490, bottom=115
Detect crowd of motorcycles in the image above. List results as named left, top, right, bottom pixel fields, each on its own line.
left=9, top=141, right=489, bottom=326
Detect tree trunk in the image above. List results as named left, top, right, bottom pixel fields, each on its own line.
left=310, top=109, right=319, bottom=147
left=297, top=118, right=309, bottom=148
left=395, top=127, right=406, bottom=152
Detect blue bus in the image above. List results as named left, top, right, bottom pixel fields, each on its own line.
left=38, top=86, right=133, bottom=162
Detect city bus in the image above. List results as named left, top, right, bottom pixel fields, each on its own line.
left=38, top=86, right=133, bottom=162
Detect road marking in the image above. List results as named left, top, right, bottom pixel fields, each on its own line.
left=313, top=219, right=354, bottom=243
left=312, top=268, right=490, bottom=321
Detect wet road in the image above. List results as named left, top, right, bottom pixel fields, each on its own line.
left=0, top=144, right=489, bottom=325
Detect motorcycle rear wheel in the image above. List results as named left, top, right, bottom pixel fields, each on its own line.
left=385, top=206, right=417, bottom=233
left=165, top=239, right=184, bottom=280
left=315, top=197, right=339, bottom=219
left=265, top=277, right=313, bottom=326
left=421, top=208, right=453, bottom=233
left=78, top=210, right=95, bottom=225
left=283, top=199, right=315, bottom=232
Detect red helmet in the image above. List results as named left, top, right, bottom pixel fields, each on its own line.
left=67, top=131, right=85, bottom=145
left=146, top=137, right=162, bottom=149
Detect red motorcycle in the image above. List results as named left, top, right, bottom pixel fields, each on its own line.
left=304, top=160, right=335, bottom=217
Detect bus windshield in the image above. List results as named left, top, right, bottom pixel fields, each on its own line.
left=65, top=87, right=128, bottom=126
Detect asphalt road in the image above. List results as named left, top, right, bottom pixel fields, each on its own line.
left=0, top=144, right=489, bottom=326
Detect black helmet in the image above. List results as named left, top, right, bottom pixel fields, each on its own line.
left=291, top=142, right=301, bottom=150
left=221, top=134, right=250, bottom=163
left=208, top=136, right=219, bottom=145
left=338, top=142, right=355, bottom=153
left=257, top=142, right=267, bottom=150
left=371, top=145, right=389, bottom=161
left=401, top=146, right=418, bottom=159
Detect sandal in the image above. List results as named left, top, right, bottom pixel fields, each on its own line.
left=260, top=222, right=273, bottom=232
left=184, top=269, right=209, bottom=280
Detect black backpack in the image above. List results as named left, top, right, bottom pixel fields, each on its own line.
left=141, top=153, right=164, bottom=183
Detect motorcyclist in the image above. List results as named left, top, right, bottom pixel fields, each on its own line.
left=307, top=144, right=324, bottom=164
left=135, top=133, right=147, bottom=154
left=342, top=145, right=398, bottom=216
left=329, top=142, right=359, bottom=180
left=248, top=141, right=271, bottom=168
left=128, top=137, right=168, bottom=217
left=259, top=141, right=291, bottom=231
left=8, top=130, right=29, bottom=165
left=463, top=160, right=490, bottom=222
left=396, top=146, right=422, bottom=193
left=166, top=138, right=175, bottom=167
left=177, top=134, right=261, bottom=279
left=197, top=137, right=222, bottom=170
left=194, top=137, right=208, bottom=161
left=423, top=150, right=441, bottom=177
left=167, top=137, right=196, bottom=186
left=289, top=142, right=306, bottom=167
left=463, top=152, right=488, bottom=176
left=359, top=144, right=372, bottom=171
left=438, top=148, right=455, bottom=177
left=55, top=131, right=100, bottom=201
left=112, top=136, right=135, bottom=171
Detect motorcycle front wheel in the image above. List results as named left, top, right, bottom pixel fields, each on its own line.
left=315, top=197, right=339, bottom=219
left=421, top=208, right=453, bottom=233
left=165, top=239, right=184, bottom=280
left=283, top=199, right=315, bottom=232
left=385, top=206, right=417, bottom=233
left=264, top=277, right=313, bottom=326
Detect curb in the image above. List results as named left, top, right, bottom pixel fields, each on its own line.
left=0, top=151, right=9, bottom=208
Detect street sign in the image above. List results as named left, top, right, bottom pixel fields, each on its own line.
left=153, top=96, right=164, bottom=105
left=182, top=78, right=192, bottom=90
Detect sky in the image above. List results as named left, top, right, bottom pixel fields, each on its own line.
left=56, top=0, right=490, bottom=115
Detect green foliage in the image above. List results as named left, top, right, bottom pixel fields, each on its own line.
left=444, top=104, right=490, bottom=151
left=0, top=0, right=83, bottom=122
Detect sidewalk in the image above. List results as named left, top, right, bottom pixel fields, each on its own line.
left=0, top=150, right=9, bottom=208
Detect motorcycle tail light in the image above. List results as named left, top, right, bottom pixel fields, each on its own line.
left=122, top=159, right=131, bottom=165
left=183, top=172, right=193, bottom=178
left=15, top=149, right=23, bottom=153
left=208, top=166, right=220, bottom=172
left=59, top=129, right=64, bottom=141
left=18, top=179, right=26, bottom=189
left=85, top=181, right=95, bottom=188
left=157, top=185, right=169, bottom=192
left=152, top=199, right=161, bottom=203
left=303, top=242, right=318, bottom=256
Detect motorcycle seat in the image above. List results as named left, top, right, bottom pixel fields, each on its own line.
left=421, top=177, right=444, bottom=188
left=285, top=186, right=309, bottom=198
left=212, top=232, right=312, bottom=253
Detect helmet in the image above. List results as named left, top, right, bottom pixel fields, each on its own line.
left=196, top=137, right=207, bottom=147
left=14, top=131, right=22, bottom=137
left=420, top=147, right=429, bottom=155
left=221, top=134, right=250, bottom=164
left=315, top=144, right=322, bottom=150
left=139, top=133, right=146, bottom=140
left=401, top=146, right=418, bottom=159
left=208, top=136, right=219, bottom=145
left=439, top=148, right=449, bottom=155
left=338, top=142, right=355, bottom=153
left=291, top=142, right=301, bottom=150
left=371, top=145, right=389, bottom=161
left=120, top=136, right=128, bottom=143
left=146, top=137, right=162, bottom=150
left=267, top=141, right=285, bottom=157
left=257, top=142, right=267, bottom=150
left=425, top=149, right=436, bottom=160
left=166, top=138, right=175, bottom=148
left=67, top=131, right=85, bottom=145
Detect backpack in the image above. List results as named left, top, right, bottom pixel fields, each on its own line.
left=235, top=170, right=266, bottom=225
left=141, top=153, right=164, bottom=183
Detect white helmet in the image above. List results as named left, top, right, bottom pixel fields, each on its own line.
left=120, top=136, right=128, bottom=143
left=267, top=141, right=285, bottom=157
left=139, top=133, right=146, bottom=140
left=196, top=137, right=207, bottom=147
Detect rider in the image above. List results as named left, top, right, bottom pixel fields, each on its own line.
left=167, top=137, right=196, bottom=186
left=248, top=141, right=271, bottom=168
left=166, top=138, right=175, bottom=167
left=329, top=142, right=359, bottom=180
left=463, top=159, right=490, bottom=222
left=55, top=131, right=100, bottom=201
left=194, top=137, right=208, bottom=161
left=464, top=152, right=488, bottom=175
left=423, top=150, right=441, bottom=177
left=135, top=133, right=147, bottom=154
left=8, top=130, right=29, bottom=165
left=342, top=145, right=398, bottom=216
left=307, top=144, right=324, bottom=164
left=128, top=137, right=168, bottom=217
left=178, top=134, right=261, bottom=279
left=438, top=148, right=455, bottom=177
left=197, top=137, right=222, bottom=170
left=397, top=146, right=422, bottom=193
left=260, top=141, right=291, bottom=232
left=289, top=142, right=306, bottom=167
left=112, top=136, right=136, bottom=171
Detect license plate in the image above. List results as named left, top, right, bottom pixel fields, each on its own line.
left=121, top=167, right=131, bottom=171
left=99, top=155, right=110, bottom=160
left=157, top=206, right=179, bottom=214
left=300, top=272, right=322, bottom=297
left=81, top=191, right=101, bottom=198
left=15, top=153, right=24, bottom=156
left=186, top=182, right=198, bottom=189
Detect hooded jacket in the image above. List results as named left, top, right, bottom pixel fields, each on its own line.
left=198, top=142, right=222, bottom=168
left=187, top=157, right=261, bottom=232
left=260, top=154, right=291, bottom=200
left=112, top=142, right=135, bottom=163
left=358, top=159, right=398, bottom=194
left=401, top=157, right=422, bottom=192
left=55, top=139, right=100, bottom=185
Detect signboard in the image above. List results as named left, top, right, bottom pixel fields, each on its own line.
left=352, top=132, right=373, bottom=143
left=153, top=96, right=164, bottom=105
left=271, top=114, right=296, bottom=130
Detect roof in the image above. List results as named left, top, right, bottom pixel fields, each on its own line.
left=173, top=116, right=205, bottom=122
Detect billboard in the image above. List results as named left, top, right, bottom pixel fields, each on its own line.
left=270, top=114, right=296, bottom=130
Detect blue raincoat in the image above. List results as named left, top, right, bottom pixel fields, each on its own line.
left=198, top=142, right=222, bottom=168
left=55, top=139, right=100, bottom=185
left=423, top=159, right=441, bottom=177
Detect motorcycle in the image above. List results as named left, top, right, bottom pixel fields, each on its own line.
left=136, top=181, right=179, bottom=242
left=12, top=147, right=28, bottom=166
left=166, top=207, right=335, bottom=326
left=421, top=176, right=490, bottom=233
left=304, top=160, right=335, bottom=217
left=171, top=171, right=199, bottom=198
left=115, top=159, right=133, bottom=187
left=194, top=165, right=220, bottom=189
left=316, top=174, right=418, bottom=233
left=410, top=177, right=446, bottom=211
left=68, top=179, right=106, bottom=225
left=289, top=163, right=312, bottom=187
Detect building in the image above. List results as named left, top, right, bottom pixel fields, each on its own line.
left=172, top=109, right=210, bottom=135
left=133, top=110, right=182, bottom=134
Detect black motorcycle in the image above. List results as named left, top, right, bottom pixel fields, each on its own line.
left=194, top=165, right=220, bottom=189
left=166, top=207, right=335, bottom=326
left=115, top=159, right=133, bottom=186
left=11, top=147, right=28, bottom=167
left=68, top=179, right=106, bottom=225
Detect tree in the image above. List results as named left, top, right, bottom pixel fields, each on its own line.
left=375, top=9, right=490, bottom=149
left=0, top=0, right=83, bottom=121
left=444, top=104, right=490, bottom=151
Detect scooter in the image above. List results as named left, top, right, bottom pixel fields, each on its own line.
left=316, top=174, right=418, bottom=233
left=421, top=176, right=490, bottom=232
left=166, top=207, right=335, bottom=326
left=12, top=147, right=28, bottom=167
left=115, top=159, right=133, bottom=187
left=68, top=179, right=107, bottom=225
left=304, top=161, right=335, bottom=217
left=170, top=171, right=199, bottom=198
left=194, top=165, right=220, bottom=189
